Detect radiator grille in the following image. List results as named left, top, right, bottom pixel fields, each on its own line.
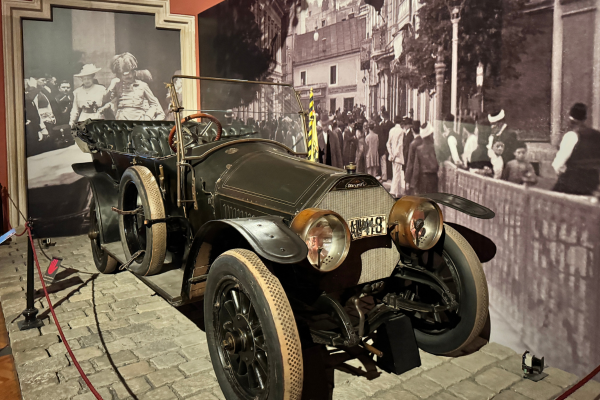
left=316, top=187, right=400, bottom=283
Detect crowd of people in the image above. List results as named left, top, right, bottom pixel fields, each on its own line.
left=311, top=106, right=440, bottom=197
left=437, top=109, right=537, bottom=187
left=437, top=102, right=600, bottom=197
left=24, top=52, right=174, bottom=156
left=25, top=57, right=600, bottom=198
left=308, top=104, right=550, bottom=197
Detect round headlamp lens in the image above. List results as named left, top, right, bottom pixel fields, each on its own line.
left=409, top=201, right=442, bottom=249
left=291, top=209, right=351, bottom=272
left=389, top=196, right=444, bottom=251
left=305, top=217, right=334, bottom=266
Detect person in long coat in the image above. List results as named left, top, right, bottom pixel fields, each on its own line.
left=331, top=120, right=344, bottom=168
left=318, top=114, right=343, bottom=168
left=410, top=124, right=439, bottom=194
left=387, top=115, right=405, bottom=197
left=342, top=126, right=357, bottom=166
left=405, top=121, right=424, bottom=195
left=378, top=110, right=394, bottom=181
left=365, top=121, right=379, bottom=176
left=355, top=122, right=367, bottom=173
left=402, top=117, right=416, bottom=172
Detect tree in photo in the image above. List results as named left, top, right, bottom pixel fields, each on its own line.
left=198, top=0, right=309, bottom=110
left=401, top=0, right=536, bottom=96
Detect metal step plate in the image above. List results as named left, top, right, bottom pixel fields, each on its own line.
left=101, top=242, right=184, bottom=305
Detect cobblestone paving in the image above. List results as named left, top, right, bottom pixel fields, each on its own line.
left=1, top=234, right=599, bottom=400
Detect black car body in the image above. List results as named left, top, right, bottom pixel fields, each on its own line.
left=73, top=76, right=495, bottom=400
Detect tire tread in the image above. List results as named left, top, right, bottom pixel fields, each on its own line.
left=119, top=166, right=166, bottom=276
left=224, top=249, right=303, bottom=400
left=443, top=224, right=489, bottom=354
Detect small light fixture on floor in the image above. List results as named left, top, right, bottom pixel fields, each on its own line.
left=522, top=350, right=548, bottom=381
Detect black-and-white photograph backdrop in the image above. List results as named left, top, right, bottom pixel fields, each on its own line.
left=23, top=7, right=181, bottom=237
left=198, top=0, right=600, bottom=381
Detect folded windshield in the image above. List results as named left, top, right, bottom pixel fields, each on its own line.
left=173, top=76, right=307, bottom=153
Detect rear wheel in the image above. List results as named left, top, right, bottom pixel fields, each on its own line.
left=118, top=166, right=166, bottom=276
left=205, top=249, right=303, bottom=400
left=89, top=199, right=117, bottom=274
left=406, top=224, right=489, bottom=355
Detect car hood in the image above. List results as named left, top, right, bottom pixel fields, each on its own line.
left=214, top=150, right=364, bottom=216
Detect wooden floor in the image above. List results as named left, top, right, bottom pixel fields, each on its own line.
left=0, top=301, right=21, bottom=400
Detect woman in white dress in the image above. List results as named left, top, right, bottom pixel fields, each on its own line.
left=69, top=64, right=107, bottom=152
left=69, top=64, right=107, bottom=127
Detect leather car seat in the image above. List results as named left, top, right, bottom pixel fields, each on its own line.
left=79, top=120, right=175, bottom=156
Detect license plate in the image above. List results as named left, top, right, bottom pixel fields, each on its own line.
left=348, top=215, right=387, bottom=240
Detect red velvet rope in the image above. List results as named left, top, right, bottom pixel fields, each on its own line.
left=25, top=224, right=104, bottom=400
left=168, top=113, right=223, bottom=152
left=554, top=364, right=600, bottom=400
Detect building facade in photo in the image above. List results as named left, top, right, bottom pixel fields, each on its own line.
left=292, top=12, right=367, bottom=114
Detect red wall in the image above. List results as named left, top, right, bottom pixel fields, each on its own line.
left=0, top=14, right=7, bottom=194
left=0, top=0, right=223, bottom=229
left=171, top=0, right=223, bottom=15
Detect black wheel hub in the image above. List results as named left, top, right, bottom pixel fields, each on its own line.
left=404, top=250, right=462, bottom=334
left=89, top=204, right=105, bottom=260
left=215, top=278, right=269, bottom=399
left=122, top=182, right=146, bottom=258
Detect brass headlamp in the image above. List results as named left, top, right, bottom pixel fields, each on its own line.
left=388, top=196, right=444, bottom=251
left=291, top=208, right=351, bottom=272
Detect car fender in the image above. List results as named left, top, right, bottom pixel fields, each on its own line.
left=72, top=162, right=120, bottom=244
left=445, top=222, right=496, bottom=263
left=182, top=216, right=308, bottom=301
left=419, top=193, right=495, bottom=219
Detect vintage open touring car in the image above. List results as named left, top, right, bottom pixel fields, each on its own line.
left=73, top=76, right=494, bottom=400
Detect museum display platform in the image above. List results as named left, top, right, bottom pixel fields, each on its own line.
left=1, top=233, right=599, bottom=400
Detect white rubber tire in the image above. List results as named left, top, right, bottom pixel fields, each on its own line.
left=205, top=249, right=304, bottom=400
left=118, top=166, right=166, bottom=276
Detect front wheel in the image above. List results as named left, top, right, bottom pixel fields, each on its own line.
left=407, top=224, right=489, bottom=355
left=205, top=249, right=303, bottom=400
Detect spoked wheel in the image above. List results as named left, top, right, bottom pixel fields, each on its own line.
left=205, top=249, right=303, bottom=400
left=402, top=224, right=489, bottom=355
left=217, top=278, right=270, bottom=396
left=118, top=166, right=166, bottom=276
left=89, top=198, right=117, bottom=273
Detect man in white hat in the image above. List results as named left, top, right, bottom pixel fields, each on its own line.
left=487, top=108, right=518, bottom=164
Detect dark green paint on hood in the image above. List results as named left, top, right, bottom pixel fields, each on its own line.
left=215, top=150, right=346, bottom=215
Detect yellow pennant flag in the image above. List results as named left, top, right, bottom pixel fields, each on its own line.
left=307, top=88, right=319, bottom=162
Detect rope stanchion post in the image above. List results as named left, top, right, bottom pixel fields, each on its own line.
left=24, top=224, right=104, bottom=399
left=3, top=190, right=103, bottom=398
left=18, top=219, right=44, bottom=331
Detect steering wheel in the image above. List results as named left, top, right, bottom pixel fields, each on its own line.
left=169, top=112, right=223, bottom=153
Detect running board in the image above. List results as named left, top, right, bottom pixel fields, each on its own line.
left=101, top=242, right=184, bottom=306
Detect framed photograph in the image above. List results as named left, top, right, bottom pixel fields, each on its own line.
left=22, top=7, right=182, bottom=237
